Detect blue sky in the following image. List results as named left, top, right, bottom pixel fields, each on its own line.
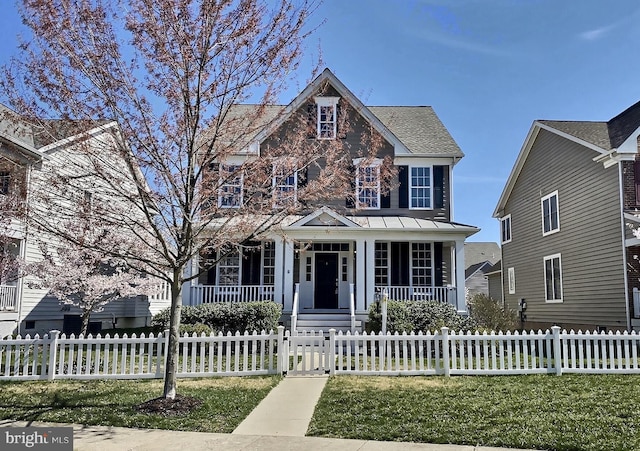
left=3, top=0, right=640, bottom=243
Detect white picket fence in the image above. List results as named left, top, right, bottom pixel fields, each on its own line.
left=2, top=326, right=640, bottom=380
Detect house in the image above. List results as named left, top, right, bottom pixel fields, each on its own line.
left=494, top=99, right=640, bottom=332
left=0, top=107, right=170, bottom=337
left=183, top=69, right=479, bottom=331
left=464, top=242, right=500, bottom=300
left=484, top=261, right=503, bottom=303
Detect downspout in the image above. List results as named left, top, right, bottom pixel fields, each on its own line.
left=618, top=162, right=631, bottom=331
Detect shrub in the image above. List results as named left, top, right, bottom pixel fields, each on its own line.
left=368, top=299, right=475, bottom=333
left=467, top=293, right=519, bottom=332
left=179, top=323, right=213, bottom=336
left=151, top=301, right=281, bottom=334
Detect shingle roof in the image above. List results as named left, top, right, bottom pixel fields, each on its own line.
left=464, top=242, right=500, bottom=268
left=538, top=99, right=640, bottom=150
left=368, top=106, right=463, bottom=157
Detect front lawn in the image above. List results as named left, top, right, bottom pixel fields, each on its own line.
left=308, top=374, right=640, bottom=451
left=0, top=376, right=280, bottom=432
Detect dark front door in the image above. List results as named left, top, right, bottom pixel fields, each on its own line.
left=314, top=253, right=338, bottom=309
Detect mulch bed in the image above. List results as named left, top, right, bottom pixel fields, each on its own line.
left=136, top=395, right=203, bottom=416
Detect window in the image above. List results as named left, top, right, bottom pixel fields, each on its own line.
left=411, top=242, right=432, bottom=287
left=272, top=163, right=297, bottom=208
left=0, top=172, right=10, bottom=195
left=262, top=242, right=275, bottom=285
left=218, top=164, right=242, bottom=208
left=501, top=215, right=512, bottom=244
left=508, top=267, right=515, bottom=294
left=355, top=159, right=381, bottom=209
left=543, top=254, right=563, bottom=302
left=314, top=96, right=339, bottom=139
left=410, top=167, right=432, bottom=209
left=374, top=242, right=389, bottom=286
left=541, top=191, right=559, bottom=235
left=218, top=251, right=240, bottom=285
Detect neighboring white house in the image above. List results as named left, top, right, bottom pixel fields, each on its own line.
left=0, top=107, right=170, bottom=337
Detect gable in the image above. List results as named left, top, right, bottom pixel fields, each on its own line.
left=289, top=208, right=359, bottom=228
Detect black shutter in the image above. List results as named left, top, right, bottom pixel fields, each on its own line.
left=346, top=163, right=356, bottom=208
left=242, top=247, right=262, bottom=285
left=199, top=251, right=217, bottom=285
left=297, top=167, right=308, bottom=188
left=434, top=166, right=444, bottom=209
left=336, top=103, right=346, bottom=139
left=381, top=190, right=390, bottom=208
left=635, top=160, right=640, bottom=206
left=307, top=103, right=316, bottom=139
left=398, top=166, right=408, bottom=209
left=434, top=242, right=443, bottom=287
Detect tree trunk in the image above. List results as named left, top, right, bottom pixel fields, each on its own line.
left=80, top=309, right=91, bottom=336
left=162, top=269, right=183, bottom=399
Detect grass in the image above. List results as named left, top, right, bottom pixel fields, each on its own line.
left=0, top=376, right=281, bottom=433
left=307, top=374, right=640, bottom=451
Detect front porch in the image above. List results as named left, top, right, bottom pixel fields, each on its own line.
left=184, top=209, right=477, bottom=330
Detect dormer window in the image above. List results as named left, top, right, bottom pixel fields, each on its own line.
left=314, top=97, right=340, bottom=139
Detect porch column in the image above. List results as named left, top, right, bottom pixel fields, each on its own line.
left=273, top=236, right=284, bottom=308
left=365, top=239, right=376, bottom=311
left=283, top=239, right=295, bottom=313
left=356, top=239, right=366, bottom=312
left=454, top=239, right=467, bottom=314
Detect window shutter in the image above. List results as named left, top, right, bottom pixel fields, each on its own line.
left=434, top=166, right=445, bottom=209
left=346, top=163, right=356, bottom=208
left=434, top=242, right=443, bottom=286
left=306, top=103, right=317, bottom=139
left=398, top=166, right=408, bottom=209
left=634, top=160, right=640, bottom=206
left=336, top=103, right=346, bottom=139
left=381, top=190, right=390, bottom=208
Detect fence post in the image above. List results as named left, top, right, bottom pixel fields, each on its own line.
left=328, top=329, right=336, bottom=376
left=441, top=327, right=450, bottom=377
left=551, top=326, right=562, bottom=376
left=277, top=325, right=285, bottom=375
left=47, top=330, right=60, bottom=381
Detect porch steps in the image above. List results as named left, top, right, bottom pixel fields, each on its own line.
left=295, top=313, right=362, bottom=333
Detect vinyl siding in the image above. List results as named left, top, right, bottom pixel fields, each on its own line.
left=260, top=82, right=451, bottom=221
left=501, top=128, right=626, bottom=330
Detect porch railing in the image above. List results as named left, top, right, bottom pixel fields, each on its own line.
left=0, top=285, right=16, bottom=311
left=190, top=285, right=275, bottom=304
left=376, top=286, right=456, bottom=304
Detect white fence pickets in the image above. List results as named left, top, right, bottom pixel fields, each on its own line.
left=3, top=326, right=640, bottom=380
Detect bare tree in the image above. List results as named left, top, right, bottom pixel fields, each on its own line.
left=1, top=0, right=390, bottom=399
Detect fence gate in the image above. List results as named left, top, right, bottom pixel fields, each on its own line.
left=286, top=330, right=331, bottom=376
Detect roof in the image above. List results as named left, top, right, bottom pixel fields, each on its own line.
left=33, top=119, right=113, bottom=149
left=464, top=242, right=500, bottom=267
left=465, top=261, right=492, bottom=279
left=484, top=260, right=502, bottom=276
left=347, top=216, right=478, bottom=233
left=494, top=99, right=640, bottom=217
left=228, top=69, right=463, bottom=158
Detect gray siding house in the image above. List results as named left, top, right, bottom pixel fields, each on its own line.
left=184, top=69, right=479, bottom=330
left=494, top=100, right=640, bottom=332
left=464, top=242, right=500, bottom=300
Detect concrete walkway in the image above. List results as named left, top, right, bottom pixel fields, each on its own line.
left=233, top=375, right=328, bottom=436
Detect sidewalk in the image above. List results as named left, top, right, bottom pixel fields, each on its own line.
left=0, top=420, right=530, bottom=450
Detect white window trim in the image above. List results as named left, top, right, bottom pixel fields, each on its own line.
left=272, top=160, right=298, bottom=208
left=218, top=164, right=243, bottom=209
left=409, top=166, right=433, bottom=210
left=314, top=96, right=340, bottom=140
left=541, top=191, right=560, bottom=236
left=543, top=253, right=563, bottom=303
left=354, top=158, right=381, bottom=210
left=217, top=250, right=241, bottom=286
left=409, top=242, right=434, bottom=289
left=507, top=267, right=515, bottom=294
left=501, top=214, right=512, bottom=244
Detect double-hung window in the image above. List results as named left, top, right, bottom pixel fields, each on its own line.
left=410, top=167, right=432, bottom=209
left=543, top=254, right=563, bottom=302
left=218, top=164, right=243, bottom=208
left=272, top=161, right=297, bottom=208
left=541, top=191, right=559, bottom=235
left=355, top=158, right=381, bottom=209
left=314, top=97, right=339, bottom=139
left=501, top=215, right=512, bottom=244
left=218, top=251, right=240, bottom=285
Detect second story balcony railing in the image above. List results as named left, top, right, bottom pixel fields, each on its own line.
left=0, top=285, right=17, bottom=311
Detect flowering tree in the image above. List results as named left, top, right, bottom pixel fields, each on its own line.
left=1, top=0, right=390, bottom=400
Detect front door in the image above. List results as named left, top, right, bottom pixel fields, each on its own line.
left=314, top=253, right=338, bottom=309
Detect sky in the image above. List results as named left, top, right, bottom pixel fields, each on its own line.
left=2, top=0, right=640, bottom=243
